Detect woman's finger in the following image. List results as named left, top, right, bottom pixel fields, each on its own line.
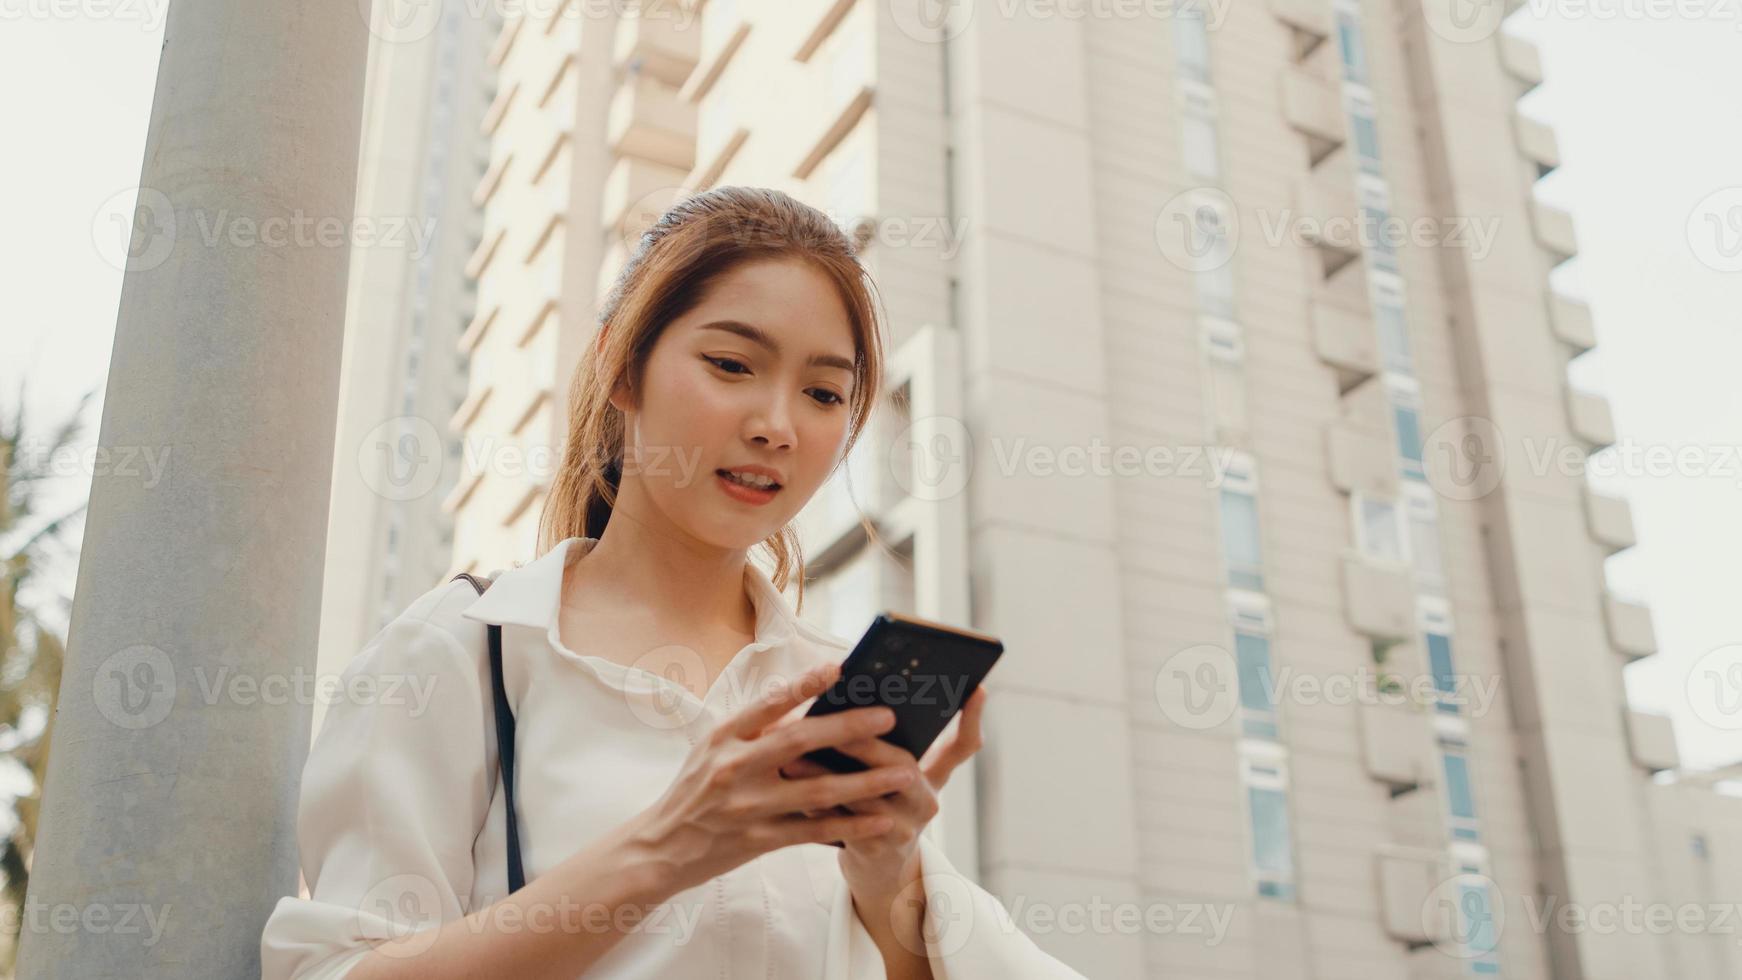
left=721, top=661, right=840, bottom=742
left=921, top=686, right=987, bottom=789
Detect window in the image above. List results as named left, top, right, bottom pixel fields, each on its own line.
left=1346, top=91, right=1383, bottom=174
left=1355, top=492, right=1406, bottom=564
left=1182, top=112, right=1220, bottom=180
left=1335, top=13, right=1365, bottom=84
left=1375, top=302, right=1412, bottom=373
left=1248, top=787, right=1295, bottom=898
left=1172, top=11, right=1210, bottom=84
left=1220, top=488, right=1264, bottom=591
left=1352, top=114, right=1381, bottom=169
left=1387, top=380, right=1425, bottom=479
left=1456, top=865, right=1503, bottom=973
left=1236, top=631, right=1279, bottom=739
left=1406, top=484, right=1445, bottom=590
left=1418, top=598, right=1459, bottom=713
left=1196, top=260, right=1234, bottom=319
left=1426, top=632, right=1457, bottom=712
left=1240, top=704, right=1296, bottom=901
left=1441, top=749, right=1481, bottom=842
left=1207, top=356, right=1247, bottom=443
left=1395, top=403, right=1424, bottom=478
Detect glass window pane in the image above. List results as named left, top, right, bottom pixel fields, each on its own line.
left=1220, top=490, right=1264, bottom=590
left=1248, top=786, right=1294, bottom=879
left=1443, top=752, right=1477, bottom=820
left=1460, top=883, right=1501, bottom=957
left=1360, top=496, right=1403, bottom=562
left=1352, top=114, right=1381, bottom=166
left=1394, top=404, right=1424, bottom=467
left=1173, top=14, right=1210, bottom=83
left=1376, top=304, right=1412, bottom=372
left=1182, top=113, right=1220, bottom=179
left=1235, top=632, right=1276, bottom=716
left=1426, top=632, right=1456, bottom=700
left=1197, top=261, right=1234, bottom=318
left=1209, top=357, right=1247, bottom=441
left=1336, top=15, right=1364, bottom=82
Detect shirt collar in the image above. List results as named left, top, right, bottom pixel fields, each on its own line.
left=458, top=535, right=799, bottom=648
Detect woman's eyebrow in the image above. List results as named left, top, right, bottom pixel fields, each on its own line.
left=698, top=320, right=855, bottom=373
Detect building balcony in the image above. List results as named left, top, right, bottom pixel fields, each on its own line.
left=1500, top=34, right=1544, bottom=90
left=1359, top=701, right=1435, bottom=792
left=1583, top=486, right=1637, bottom=553
left=1279, top=65, right=1344, bottom=162
left=1326, top=420, right=1399, bottom=498
left=1514, top=109, right=1560, bottom=174
left=1626, top=710, right=1679, bottom=773
left=1604, top=595, right=1657, bottom=660
left=1566, top=388, right=1616, bottom=449
left=1267, top=0, right=1331, bottom=51
left=1312, top=297, right=1378, bottom=392
left=601, top=156, right=689, bottom=244
left=1376, top=845, right=1450, bottom=946
left=681, top=14, right=749, bottom=103
left=1531, top=200, right=1578, bottom=259
left=613, top=12, right=700, bottom=87
left=1386, top=781, right=1444, bottom=851
left=607, top=74, right=697, bottom=172
left=1548, top=292, right=1597, bottom=351
left=1294, top=172, right=1362, bottom=275
left=1343, top=554, right=1415, bottom=643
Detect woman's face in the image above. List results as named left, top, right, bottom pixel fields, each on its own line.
left=611, top=256, right=859, bottom=551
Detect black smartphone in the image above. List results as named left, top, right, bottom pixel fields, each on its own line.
left=800, top=611, right=1004, bottom=775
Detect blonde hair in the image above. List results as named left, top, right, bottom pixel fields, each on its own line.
left=537, top=186, right=888, bottom=607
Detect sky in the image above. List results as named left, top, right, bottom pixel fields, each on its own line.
left=1, top=10, right=1738, bottom=770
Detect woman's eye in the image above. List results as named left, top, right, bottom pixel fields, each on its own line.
left=704, top=355, right=749, bottom=375
left=810, top=389, right=845, bottom=407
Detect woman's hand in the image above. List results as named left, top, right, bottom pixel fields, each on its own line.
left=627, top=661, right=924, bottom=896
left=779, top=685, right=989, bottom=904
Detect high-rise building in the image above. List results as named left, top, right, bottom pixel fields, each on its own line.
left=447, top=3, right=1742, bottom=977
left=317, top=2, right=498, bottom=726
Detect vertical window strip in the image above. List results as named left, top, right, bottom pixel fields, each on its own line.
left=1169, top=16, right=1300, bottom=903
left=1331, top=3, right=1500, bottom=971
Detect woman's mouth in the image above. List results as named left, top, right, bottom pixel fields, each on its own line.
left=716, top=468, right=782, bottom=504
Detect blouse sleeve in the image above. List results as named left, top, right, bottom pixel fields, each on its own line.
left=821, top=835, right=1089, bottom=979
left=260, top=583, right=496, bottom=979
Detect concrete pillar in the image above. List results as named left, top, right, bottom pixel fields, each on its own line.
left=17, top=1, right=369, bottom=975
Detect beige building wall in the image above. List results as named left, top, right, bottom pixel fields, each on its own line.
left=446, top=2, right=1742, bottom=977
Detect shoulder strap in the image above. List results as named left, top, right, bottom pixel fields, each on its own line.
left=452, top=572, right=527, bottom=893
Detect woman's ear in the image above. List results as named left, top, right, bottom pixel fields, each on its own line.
left=608, top=377, right=634, bottom=415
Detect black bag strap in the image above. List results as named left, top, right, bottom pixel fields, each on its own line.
left=451, top=572, right=526, bottom=893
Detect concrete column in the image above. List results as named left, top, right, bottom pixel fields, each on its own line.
left=17, top=1, right=370, bottom=975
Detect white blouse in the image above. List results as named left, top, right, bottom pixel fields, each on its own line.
left=260, top=536, right=1084, bottom=979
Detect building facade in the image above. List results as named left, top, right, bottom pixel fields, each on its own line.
left=316, top=0, right=499, bottom=723
left=437, top=2, right=1742, bottom=977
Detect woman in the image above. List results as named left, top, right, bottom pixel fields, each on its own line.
left=260, top=187, right=1083, bottom=978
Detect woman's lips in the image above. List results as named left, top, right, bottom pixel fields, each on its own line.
left=715, top=470, right=780, bottom=504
